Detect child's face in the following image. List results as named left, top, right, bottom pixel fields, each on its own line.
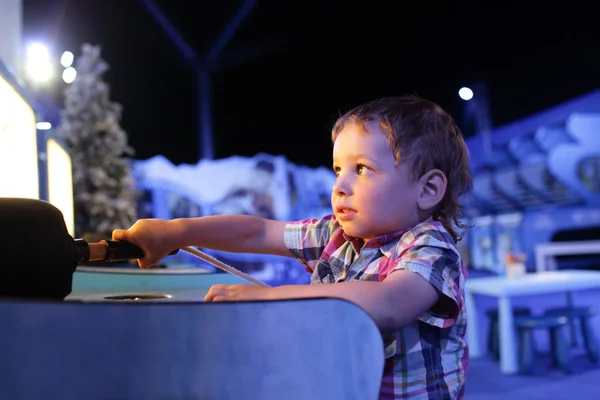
left=331, top=123, right=422, bottom=241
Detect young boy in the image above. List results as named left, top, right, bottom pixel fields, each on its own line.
left=113, top=96, right=473, bottom=399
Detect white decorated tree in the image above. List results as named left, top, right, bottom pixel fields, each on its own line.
left=57, top=44, right=137, bottom=239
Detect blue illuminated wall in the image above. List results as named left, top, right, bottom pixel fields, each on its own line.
left=463, top=90, right=600, bottom=273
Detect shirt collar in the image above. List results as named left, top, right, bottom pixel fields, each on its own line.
left=339, top=219, right=444, bottom=258
left=341, top=227, right=410, bottom=257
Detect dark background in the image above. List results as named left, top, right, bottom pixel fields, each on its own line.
left=22, top=0, right=600, bottom=168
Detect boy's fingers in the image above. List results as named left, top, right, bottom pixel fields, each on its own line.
left=112, top=229, right=127, bottom=240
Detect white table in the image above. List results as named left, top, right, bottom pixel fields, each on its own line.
left=466, top=270, right=600, bottom=374
left=535, top=240, right=600, bottom=272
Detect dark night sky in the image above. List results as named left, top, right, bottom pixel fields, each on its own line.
left=21, top=0, right=600, bottom=168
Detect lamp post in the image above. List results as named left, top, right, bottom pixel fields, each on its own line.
left=459, top=82, right=493, bottom=157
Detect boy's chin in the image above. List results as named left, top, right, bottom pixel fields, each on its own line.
left=341, top=225, right=375, bottom=241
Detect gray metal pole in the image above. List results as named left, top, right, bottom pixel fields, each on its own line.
left=197, top=68, right=213, bottom=160
left=140, top=0, right=258, bottom=161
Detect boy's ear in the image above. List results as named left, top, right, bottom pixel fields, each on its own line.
left=417, top=169, right=447, bottom=210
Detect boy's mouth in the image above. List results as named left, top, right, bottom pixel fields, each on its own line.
left=335, top=206, right=357, bottom=220
left=335, top=204, right=355, bottom=213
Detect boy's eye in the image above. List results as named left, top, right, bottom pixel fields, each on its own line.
left=333, top=164, right=370, bottom=176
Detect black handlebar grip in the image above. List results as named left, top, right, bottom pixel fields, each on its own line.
left=103, top=240, right=179, bottom=262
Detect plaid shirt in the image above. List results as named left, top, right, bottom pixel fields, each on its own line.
left=284, top=214, right=468, bottom=399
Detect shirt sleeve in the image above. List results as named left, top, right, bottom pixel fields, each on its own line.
left=389, top=229, right=465, bottom=328
left=284, top=214, right=339, bottom=273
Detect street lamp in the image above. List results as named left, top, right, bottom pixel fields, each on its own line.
left=25, top=42, right=54, bottom=84
left=60, top=51, right=74, bottom=68
left=25, top=43, right=77, bottom=85
left=24, top=43, right=77, bottom=136
left=62, top=67, right=77, bottom=84
left=60, top=51, right=76, bottom=83
left=458, top=87, right=474, bottom=101
left=35, top=122, right=52, bottom=130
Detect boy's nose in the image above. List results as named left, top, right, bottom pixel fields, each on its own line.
left=333, top=178, right=352, bottom=197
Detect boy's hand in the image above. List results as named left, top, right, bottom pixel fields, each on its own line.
left=204, top=284, right=272, bottom=302
left=112, top=219, right=178, bottom=269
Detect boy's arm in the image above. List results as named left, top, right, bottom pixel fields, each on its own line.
left=205, top=229, right=460, bottom=332
left=113, top=215, right=290, bottom=269
left=205, top=271, right=438, bottom=332
left=174, top=215, right=290, bottom=256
